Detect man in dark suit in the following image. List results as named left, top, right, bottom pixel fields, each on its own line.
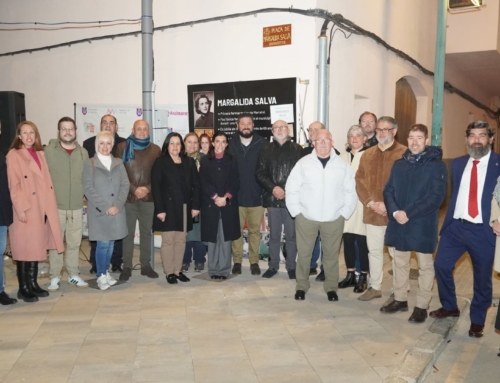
left=431, top=120, right=500, bottom=338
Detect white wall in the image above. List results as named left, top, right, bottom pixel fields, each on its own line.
left=0, top=0, right=496, bottom=158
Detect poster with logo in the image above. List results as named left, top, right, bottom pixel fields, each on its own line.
left=187, top=77, right=297, bottom=140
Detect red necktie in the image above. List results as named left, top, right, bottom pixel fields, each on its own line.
left=468, top=160, right=479, bottom=218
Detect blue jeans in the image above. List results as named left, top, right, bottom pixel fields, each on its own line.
left=0, top=226, right=6, bottom=292
left=310, top=234, right=323, bottom=270
left=96, top=240, right=115, bottom=277
left=183, top=241, right=206, bottom=265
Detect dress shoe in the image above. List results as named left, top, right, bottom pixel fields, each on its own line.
left=315, top=270, right=325, bottom=281
left=0, top=291, right=17, bottom=305
left=250, top=263, right=261, bottom=275
left=380, top=300, right=408, bottom=313
left=353, top=273, right=367, bottom=293
left=338, top=271, right=356, bottom=288
left=358, top=287, right=382, bottom=301
left=295, top=290, right=305, bottom=300
left=166, top=274, right=178, bottom=284
left=89, top=264, right=97, bottom=274
left=111, top=264, right=123, bottom=273
left=408, top=307, right=428, bottom=323
left=287, top=269, right=296, bottom=280
left=175, top=272, right=190, bottom=282
left=141, top=264, right=159, bottom=279
left=309, top=268, right=318, bottom=275
left=327, top=291, right=338, bottom=301
left=468, top=323, right=484, bottom=338
left=262, top=268, right=278, bottom=278
left=232, top=263, right=242, bottom=274
left=119, top=267, right=132, bottom=281
left=429, top=307, right=460, bottom=319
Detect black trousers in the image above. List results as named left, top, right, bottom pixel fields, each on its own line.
left=342, top=233, right=369, bottom=272
left=89, top=239, right=123, bottom=267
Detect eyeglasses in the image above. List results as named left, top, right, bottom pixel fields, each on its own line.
left=60, top=128, right=75, bottom=132
left=273, top=126, right=288, bottom=131
left=467, top=133, right=489, bottom=139
left=314, top=138, right=331, bottom=144
left=375, top=128, right=395, bottom=133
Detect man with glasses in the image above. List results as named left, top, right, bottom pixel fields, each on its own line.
left=45, top=117, right=89, bottom=291
left=286, top=129, right=357, bottom=301
left=359, top=112, right=378, bottom=147
left=83, top=114, right=126, bottom=273
left=430, top=121, right=500, bottom=338
left=256, top=120, right=302, bottom=279
left=355, top=116, right=406, bottom=301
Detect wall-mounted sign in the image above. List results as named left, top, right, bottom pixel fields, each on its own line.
left=263, top=24, right=291, bottom=48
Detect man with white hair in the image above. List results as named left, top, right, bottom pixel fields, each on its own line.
left=286, top=130, right=357, bottom=301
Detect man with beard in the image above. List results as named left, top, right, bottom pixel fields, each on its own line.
left=194, top=94, right=214, bottom=128
left=255, top=120, right=302, bottom=279
left=83, top=114, right=126, bottom=273
left=355, top=116, right=406, bottom=301
left=45, top=117, right=89, bottom=290
left=381, top=124, right=447, bottom=322
left=431, top=121, right=500, bottom=338
left=359, top=112, right=378, bottom=148
left=229, top=113, right=266, bottom=275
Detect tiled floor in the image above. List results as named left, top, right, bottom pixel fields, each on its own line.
left=0, top=239, right=498, bottom=383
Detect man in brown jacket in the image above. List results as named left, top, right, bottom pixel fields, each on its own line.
left=355, top=116, right=406, bottom=301
left=115, top=120, right=162, bottom=281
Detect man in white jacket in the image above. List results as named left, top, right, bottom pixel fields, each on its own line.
left=286, top=130, right=357, bottom=301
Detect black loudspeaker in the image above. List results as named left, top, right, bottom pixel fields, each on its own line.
left=0, top=91, right=26, bottom=154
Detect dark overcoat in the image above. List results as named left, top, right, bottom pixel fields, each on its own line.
left=384, top=146, right=447, bottom=253
left=199, top=155, right=240, bottom=243
left=151, top=154, right=200, bottom=233
left=0, top=152, right=13, bottom=227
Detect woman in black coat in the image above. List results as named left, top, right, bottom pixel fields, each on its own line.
left=151, top=133, right=200, bottom=285
left=199, top=131, right=240, bottom=279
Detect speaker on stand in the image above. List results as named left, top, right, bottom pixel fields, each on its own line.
left=0, top=91, right=26, bottom=154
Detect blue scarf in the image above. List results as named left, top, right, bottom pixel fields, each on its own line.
left=122, top=134, right=150, bottom=163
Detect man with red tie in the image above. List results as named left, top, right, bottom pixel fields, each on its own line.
left=431, top=121, right=500, bottom=338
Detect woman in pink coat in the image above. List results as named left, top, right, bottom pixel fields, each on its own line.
left=7, top=121, right=64, bottom=302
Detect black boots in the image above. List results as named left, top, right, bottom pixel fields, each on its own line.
left=27, top=262, right=49, bottom=297
left=338, top=271, right=357, bottom=288
left=353, top=273, right=368, bottom=293
left=16, top=261, right=38, bottom=302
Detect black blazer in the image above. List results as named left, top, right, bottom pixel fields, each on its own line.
left=199, top=154, right=240, bottom=243
left=151, top=154, right=200, bottom=232
left=0, top=152, right=13, bottom=226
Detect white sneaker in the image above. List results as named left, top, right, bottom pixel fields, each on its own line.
left=68, top=275, right=89, bottom=288
left=97, top=275, right=110, bottom=290
left=106, top=271, right=117, bottom=286
left=48, top=277, right=61, bottom=291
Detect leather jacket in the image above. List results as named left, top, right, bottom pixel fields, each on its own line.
left=255, top=138, right=302, bottom=208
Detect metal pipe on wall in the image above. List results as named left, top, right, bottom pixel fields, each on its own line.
left=317, top=21, right=329, bottom=128
left=431, top=0, right=447, bottom=146
left=141, top=0, right=155, bottom=268
left=142, top=0, right=154, bottom=128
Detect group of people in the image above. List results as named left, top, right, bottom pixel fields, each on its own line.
left=1, top=111, right=499, bottom=343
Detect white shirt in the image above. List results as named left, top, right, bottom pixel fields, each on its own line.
left=453, top=150, right=491, bottom=223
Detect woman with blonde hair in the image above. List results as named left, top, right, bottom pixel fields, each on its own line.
left=7, top=121, right=64, bottom=302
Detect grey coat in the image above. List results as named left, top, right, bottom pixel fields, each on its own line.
left=83, top=156, right=129, bottom=241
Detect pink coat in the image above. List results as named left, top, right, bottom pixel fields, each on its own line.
left=7, top=148, right=64, bottom=261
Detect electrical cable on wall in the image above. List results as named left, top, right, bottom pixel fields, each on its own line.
left=0, top=7, right=498, bottom=122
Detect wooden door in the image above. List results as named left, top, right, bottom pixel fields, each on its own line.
left=394, top=78, right=416, bottom=145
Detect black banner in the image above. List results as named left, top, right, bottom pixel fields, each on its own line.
left=187, top=77, right=297, bottom=141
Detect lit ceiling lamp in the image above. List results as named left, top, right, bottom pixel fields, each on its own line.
left=448, top=0, right=484, bottom=13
